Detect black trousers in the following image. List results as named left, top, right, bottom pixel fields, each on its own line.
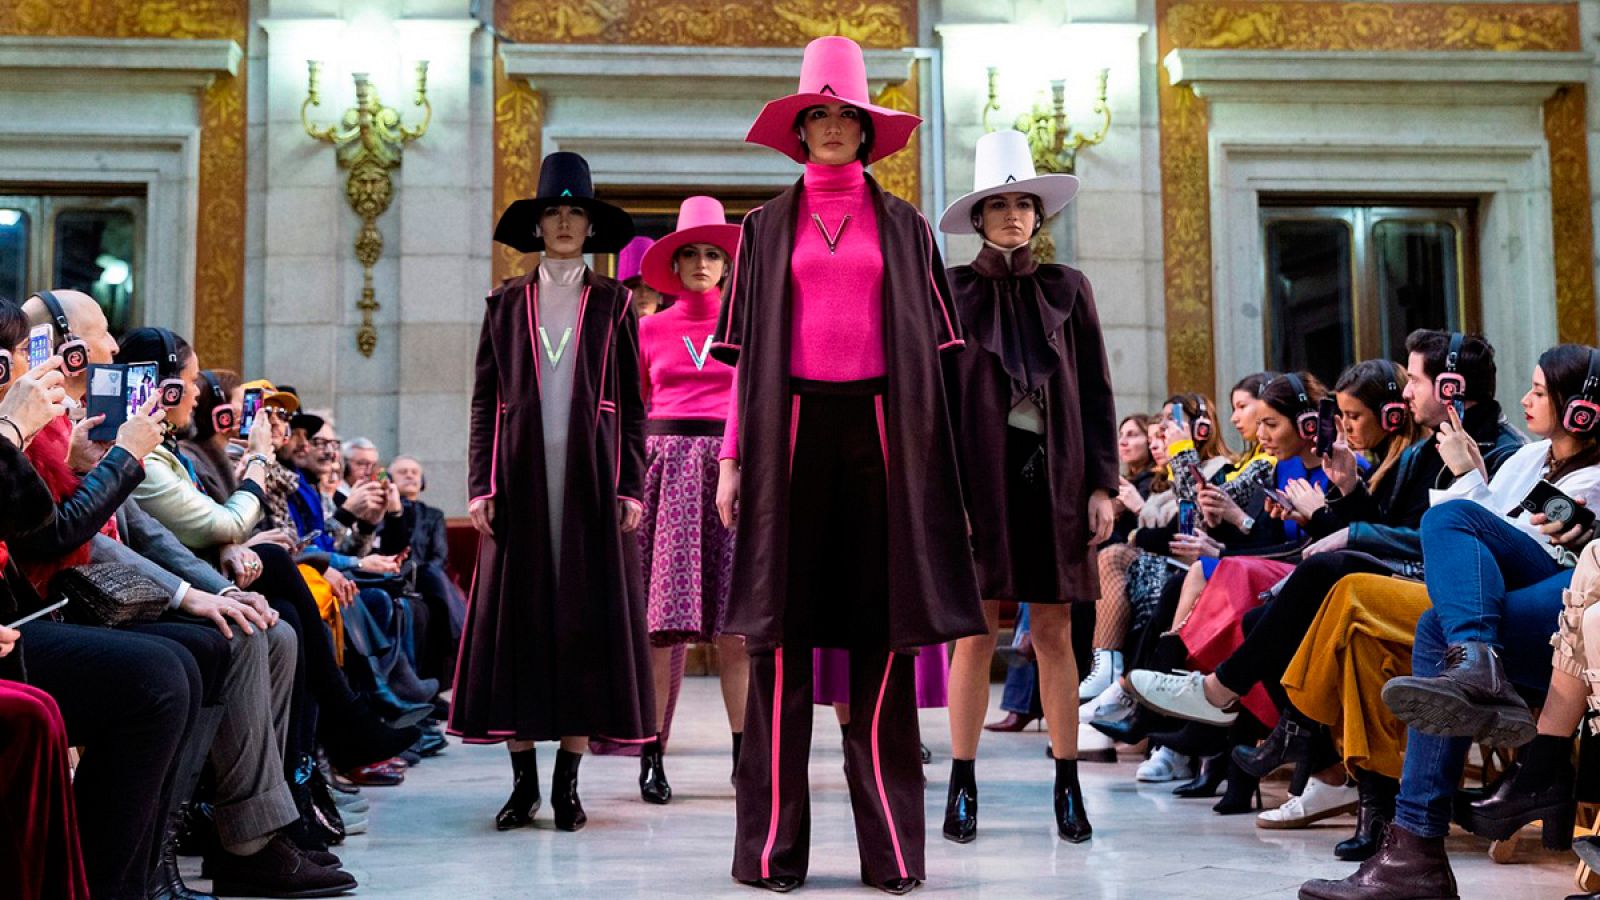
left=1213, top=551, right=1392, bottom=698
left=733, top=646, right=923, bottom=886
left=19, top=621, right=200, bottom=900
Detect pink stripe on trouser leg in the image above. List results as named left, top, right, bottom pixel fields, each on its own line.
left=760, top=646, right=785, bottom=879
left=871, top=652, right=909, bottom=880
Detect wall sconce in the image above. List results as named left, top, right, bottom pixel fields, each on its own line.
left=302, top=60, right=431, bottom=357
left=982, top=66, right=1111, bottom=175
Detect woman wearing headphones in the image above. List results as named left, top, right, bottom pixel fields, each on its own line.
left=179, top=367, right=243, bottom=501
left=938, top=129, right=1119, bottom=846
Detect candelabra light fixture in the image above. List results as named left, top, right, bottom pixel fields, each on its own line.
left=982, top=66, right=1111, bottom=176
left=302, top=60, right=432, bottom=357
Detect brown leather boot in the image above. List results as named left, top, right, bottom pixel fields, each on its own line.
left=1298, top=824, right=1458, bottom=899
left=1380, top=641, right=1534, bottom=748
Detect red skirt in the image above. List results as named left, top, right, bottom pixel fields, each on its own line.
left=1178, top=557, right=1295, bottom=728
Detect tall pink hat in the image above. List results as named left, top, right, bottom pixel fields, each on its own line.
left=639, top=197, right=742, bottom=295
left=746, top=36, right=922, bottom=165
left=617, top=236, right=654, bottom=282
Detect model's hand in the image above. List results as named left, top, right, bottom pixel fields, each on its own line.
left=357, top=553, right=402, bottom=575
left=618, top=499, right=643, bottom=534
left=716, top=459, right=740, bottom=529
left=1087, top=490, right=1115, bottom=546
left=247, top=528, right=297, bottom=551
left=246, top=411, right=275, bottom=457
left=228, top=589, right=278, bottom=627
left=1322, top=438, right=1361, bottom=495
left=468, top=496, right=494, bottom=538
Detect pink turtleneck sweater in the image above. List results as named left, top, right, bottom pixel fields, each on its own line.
left=720, top=161, right=886, bottom=459
left=638, top=288, right=732, bottom=420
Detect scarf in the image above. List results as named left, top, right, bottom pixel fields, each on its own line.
left=961, top=243, right=1075, bottom=405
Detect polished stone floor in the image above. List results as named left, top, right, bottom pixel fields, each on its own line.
left=193, top=680, right=1581, bottom=898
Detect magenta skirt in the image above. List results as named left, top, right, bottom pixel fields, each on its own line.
left=638, top=431, right=737, bottom=646
left=813, top=645, right=950, bottom=709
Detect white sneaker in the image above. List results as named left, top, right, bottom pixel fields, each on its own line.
left=340, top=811, right=370, bottom=835
left=1127, top=669, right=1238, bottom=726
left=1256, top=778, right=1359, bottom=829
left=1082, top=681, right=1133, bottom=723
left=1136, top=746, right=1194, bottom=783
left=1078, top=649, right=1124, bottom=701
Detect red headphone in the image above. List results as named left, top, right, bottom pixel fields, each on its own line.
left=1563, top=349, right=1600, bottom=434
left=1192, top=395, right=1215, bottom=443
left=1282, top=373, right=1318, bottom=441
left=200, top=370, right=236, bottom=433
left=1380, top=374, right=1408, bottom=433
left=0, top=349, right=11, bottom=388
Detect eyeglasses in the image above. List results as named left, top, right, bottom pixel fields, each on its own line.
left=310, top=438, right=340, bottom=449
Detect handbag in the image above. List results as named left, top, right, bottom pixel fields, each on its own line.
left=51, top=563, right=170, bottom=628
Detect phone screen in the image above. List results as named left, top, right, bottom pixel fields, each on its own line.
left=238, top=389, right=264, bottom=438
left=1316, top=397, right=1339, bottom=456
left=124, top=364, right=158, bottom=418
left=27, top=324, right=51, bottom=370
left=1171, top=405, right=1186, bottom=428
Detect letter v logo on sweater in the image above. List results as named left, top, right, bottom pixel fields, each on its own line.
left=683, top=335, right=714, bottom=371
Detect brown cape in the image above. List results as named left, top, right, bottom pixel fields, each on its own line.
left=450, top=267, right=654, bottom=741
left=711, top=174, right=986, bottom=653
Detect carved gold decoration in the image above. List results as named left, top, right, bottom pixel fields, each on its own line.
left=1157, top=0, right=1591, bottom=394
left=870, top=65, right=920, bottom=204
left=302, top=61, right=432, bottom=357
left=493, top=51, right=543, bottom=284
left=0, top=0, right=249, bottom=371
left=983, top=67, right=1111, bottom=176
left=497, top=0, right=914, bottom=47
left=1545, top=84, right=1596, bottom=344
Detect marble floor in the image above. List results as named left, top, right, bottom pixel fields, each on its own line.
left=192, top=680, right=1582, bottom=899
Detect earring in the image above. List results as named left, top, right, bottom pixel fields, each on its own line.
left=533, top=224, right=543, bottom=238
left=587, top=225, right=596, bottom=237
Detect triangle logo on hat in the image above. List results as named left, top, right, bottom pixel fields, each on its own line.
left=561, top=189, right=572, bottom=196
left=820, top=83, right=837, bottom=96
left=1005, top=175, right=1017, bottom=183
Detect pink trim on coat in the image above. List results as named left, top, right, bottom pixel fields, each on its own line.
left=760, top=646, right=786, bottom=879
left=525, top=284, right=542, bottom=395
left=787, top=395, right=801, bottom=474
left=920, top=217, right=960, bottom=344
left=870, top=652, right=909, bottom=880
left=873, top=395, right=888, bottom=471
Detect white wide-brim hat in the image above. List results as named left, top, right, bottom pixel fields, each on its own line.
left=938, top=129, right=1080, bottom=235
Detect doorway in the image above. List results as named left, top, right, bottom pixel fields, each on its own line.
left=0, top=187, right=146, bottom=335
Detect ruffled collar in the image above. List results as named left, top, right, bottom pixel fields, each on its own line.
left=973, top=241, right=1038, bottom=278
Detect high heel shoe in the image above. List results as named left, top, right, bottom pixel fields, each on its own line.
left=1231, top=708, right=1320, bottom=779
left=552, top=748, right=587, bottom=832
left=640, top=738, right=672, bottom=805
left=984, top=712, right=1039, bottom=732
left=943, top=760, right=977, bottom=843
left=1090, top=700, right=1173, bottom=745
left=1172, top=753, right=1228, bottom=799
left=1054, top=758, right=1092, bottom=843
left=1212, top=757, right=1262, bottom=815
left=496, top=746, right=541, bottom=830
left=1335, top=773, right=1397, bottom=861
left=1459, top=758, right=1576, bottom=849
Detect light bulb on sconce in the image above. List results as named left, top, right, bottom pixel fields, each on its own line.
left=982, top=64, right=1110, bottom=176
left=301, top=58, right=432, bottom=357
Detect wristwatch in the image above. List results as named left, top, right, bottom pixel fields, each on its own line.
left=1239, top=514, right=1257, bottom=532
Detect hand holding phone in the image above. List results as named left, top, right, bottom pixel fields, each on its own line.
left=27, top=324, right=52, bottom=371
left=1522, top=480, right=1597, bottom=532
left=237, top=388, right=264, bottom=439
left=1315, top=397, right=1339, bottom=457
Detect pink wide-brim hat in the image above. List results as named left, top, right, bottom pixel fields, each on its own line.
left=640, top=197, right=742, bottom=295
left=617, top=236, right=654, bottom=282
left=746, top=36, right=922, bottom=166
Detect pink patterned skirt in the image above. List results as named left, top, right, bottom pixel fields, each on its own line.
left=638, top=429, right=736, bottom=646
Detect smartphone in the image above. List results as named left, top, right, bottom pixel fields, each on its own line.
left=85, top=364, right=128, bottom=441
left=1185, top=462, right=1206, bottom=488
left=238, top=388, right=264, bottom=438
left=124, top=363, right=158, bottom=419
left=1171, top=405, right=1187, bottom=429
left=27, top=323, right=52, bottom=370
left=294, top=529, right=324, bottom=552
left=1521, top=480, right=1597, bottom=532
left=376, top=467, right=390, bottom=483
left=1316, top=397, right=1339, bottom=457
left=1451, top=398, right=1466, bottom=423
left=1264, top=486, right=1294, bottom=509
left=4, top=598, right=68, bottom=630
left=1177, top=499, right=1198, bottom=536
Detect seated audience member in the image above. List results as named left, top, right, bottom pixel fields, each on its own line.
left=1303, top=343, right=1600, bottom=900
left=180, top=367, right=243, bottom=502
left=386, top=454, right=466, bottom=681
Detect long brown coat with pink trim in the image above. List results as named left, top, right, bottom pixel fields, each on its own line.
left=450, top=267, right=653, bottom=742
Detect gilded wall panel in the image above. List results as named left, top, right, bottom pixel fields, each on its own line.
left=1545, top=84, right=1596, bottom=344
left=492, top=53, right=544, bottom=284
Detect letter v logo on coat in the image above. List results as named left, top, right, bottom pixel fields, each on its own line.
left=683, top=335, right=714, bottom=371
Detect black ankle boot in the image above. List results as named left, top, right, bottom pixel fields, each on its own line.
left=943, top=758, right=977, bottom=844
left=553, top=748, right=587, bottom=832
left=150, top=804, right=215, bottom=900
left=1212, top=756, right=1262, bottom=815
left=495, top=747, right=541, bottom=831
left=1335, top=773, right=1398, bottom=861
left=1460, top=751, right=1577, bottom=849
left=1381, top=640, right=1535, bottom=747
left=1231, top=708, right=1320, bottom=779
left=640, top=737, right=672, bottom=805
left=1053, top=758, right=1091, bottom=843
left=1173, top=753, right=1228, bottom=799
left=1090, top=698, right=1171, bottom=745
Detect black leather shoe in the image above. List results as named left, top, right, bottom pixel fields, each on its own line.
left=1232, top=709, right=1319, bottom=779
left=877, top=878, right=920, bottom=895
left=1212, top=757, right=1262, bottom=815
left=1053, top=759, right=1092, bottom=843
left=366, top=691, right=435, bottom=729
left=208, top=834, right=358, bottom=899
left=553, top=748, right=587, bottom=832
left=1150, top=721, right=1229, bottom=757
left=1459, top=760, right=1576, bottom=849
left=640, top=740, right=672, bottom=805
left=942, top=767, right=977, bottom=844
left=1090, top=702, right=1171, bottom=745
left=1172, top=753, right=1228, bottom=799
left=1298, top=824, right=1458, bottom=900
left=742, top=876, right=802, bottom=892
left=495, top=747, right=541, bottom=831
left=151, top=807, right=215, bottom=900
left=1335, top=774, right=1397, bottom=861
left=1381, top=641, right=1535, bottom=748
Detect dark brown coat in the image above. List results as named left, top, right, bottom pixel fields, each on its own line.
left=711, top=175, right=986, bottom=653
left=450, top=267, right=653, bottom=742
left=945, top=246, right=1119, bottom=603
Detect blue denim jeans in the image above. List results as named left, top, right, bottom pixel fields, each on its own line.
left=1393, top=501, right=1570, bottom=837
left=1000, top=605, right=1043, bottom=717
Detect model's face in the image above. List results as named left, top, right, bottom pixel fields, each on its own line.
left=801, top=103, right=864, bottom=166
left=979, top=193, right=1037, bottom=250
left=1117, top=418, right=1151, bottom=467
left=1336, top=391, right=1385, bottom=452
left=168, top=354, right=202, bottom=429
left=1522, top=366, right=1557, bottom=438
left=1404, top=352, right=1447, bottom=429
left=540, top=205, right=589, bottom=259
left=1231, top=389, right=1259, bottom=439
left=389, top=458, right=424, bottom=500
left=675, top=243, right=727, bottom=294
left=1255, top=400, right=1307, bottom=458
left=632, top=285, right=663, bottom=318
left=1148, top=422, right=1170, bottom=468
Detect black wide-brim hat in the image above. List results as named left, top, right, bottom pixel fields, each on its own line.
left=494, top=151, right=635, bottom=254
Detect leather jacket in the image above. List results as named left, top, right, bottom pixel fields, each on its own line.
left=8, top=446, right=145, bottom=565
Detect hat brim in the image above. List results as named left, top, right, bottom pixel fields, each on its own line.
left=261, top=391, right=299, bottom=413
left=290, top=413, right=325, bottom=435
left=746, top=93, right=922, bottom=166
left=494, top=196, right=637, bottom=254
left=937, top=173, right=1081, bottom=235
left=638, top=224, right=743, bottom=295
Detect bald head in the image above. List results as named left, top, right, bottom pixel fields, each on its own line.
left=24, top=290, right=119, bottom=399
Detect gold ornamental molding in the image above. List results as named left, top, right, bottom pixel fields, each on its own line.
left=492, top=0, right=918, bottom=284
left=0, top=0, right=248, bottom=371
left=1157, top=0, right=1589, bottom=394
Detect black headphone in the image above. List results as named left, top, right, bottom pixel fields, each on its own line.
left=199, top=370, right=236, bottom=433
left=1380, top=370, right=1408, bottom=433
left=152, top=328, right=187, bottom=409
left=1435, top=332, right=1468, bottom=406
left=1563, top=348, right=1600, bottom=434
left=1192, top=395, right=1215, bottom=442
left=33, top=291, right=89, bottom=376
left=1282, top=372, right=1319, bottom=441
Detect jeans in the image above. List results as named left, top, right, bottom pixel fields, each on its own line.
left=1000, top=605, right=1043, bottom=717
left=1393, top=501, right=1570, bottom=837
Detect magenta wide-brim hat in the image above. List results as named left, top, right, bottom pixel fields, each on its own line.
left=745, top=36, right=922, bottom=166
left=640, top=223, right=742, bottom=295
